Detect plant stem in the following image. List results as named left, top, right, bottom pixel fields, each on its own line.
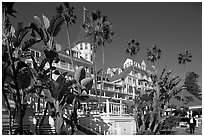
left=7, top=38, right=23, bottom=134
left=99, top=45, right=105, bottom=112
left=93, top=36, right=98, bottom=101
left=65, top=21, right=75, bottom=74
left=38, top=102, right=48, bottom=133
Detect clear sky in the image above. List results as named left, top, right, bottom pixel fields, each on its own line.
left=10, top=2, right=202, bottom=87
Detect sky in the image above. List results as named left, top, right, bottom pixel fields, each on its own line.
left=9, top=2, right=202, bottom=87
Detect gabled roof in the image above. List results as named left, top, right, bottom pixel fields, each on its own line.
left=109, top=66, right=132, bottom=82
left=169, top=88, right=202, bottom=108
left=110, top=66, right=151, bottom=82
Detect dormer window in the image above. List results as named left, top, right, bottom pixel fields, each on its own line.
left=80, top=44, right=83, bottom=50
left=90, top=55, right=93, bottom=61
left=90, top=45, right=93, bottom=51
left=85, top=54, right=88, bottom=60
left=85, top=44, right=88, bottom=49
left=36, top=52, right=40, bottom=59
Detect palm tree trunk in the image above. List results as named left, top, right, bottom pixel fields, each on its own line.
left=93, top=37, right=98, bottom=99
left=65, top=22, right=75, bottom=74
left=180, top=64, right=186, bottom=107
left=99, top=45, right=105, bottom=112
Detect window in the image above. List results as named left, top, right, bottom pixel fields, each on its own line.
left=73, top=51, right=77, bottom=58
left=36, top=52, right=40, bottom=59
left=133, top=79, right=136, bottom=85
left=67, top=62, right=70, bottom=69
left=85, top=44, right=88, bottom=49
left=85, top=54, right=88, bottom=60
left=129, top=86, right=133, bottom=94
left=91, top=68, right=94, bottom=74
left=31, top=50, right=35, bottom=57
left=60, top=60, right=66, bottom=68
left=128, top=77, right=132, bottom=83
left=91, top=45, right=93, bottom=50
left=138, top=80, right=142, bottom=85
left=90, top=55, right=93, bottom=61
left=80, top=44, right=83, bottom=50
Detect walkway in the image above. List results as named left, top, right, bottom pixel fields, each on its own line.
left=171, top=123, right=202, bottom=135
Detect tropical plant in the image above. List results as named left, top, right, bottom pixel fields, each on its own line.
left=82, top=9, right=114, bottom=108
left=56, top=2, right=77, bottom=73
left=2, top=3, right=45, bottom=134
left=135, top=67, right=181, bottom=135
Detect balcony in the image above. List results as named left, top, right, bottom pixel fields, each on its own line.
left=44, top=62, right=74, bottom=72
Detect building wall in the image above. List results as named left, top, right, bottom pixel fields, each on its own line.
left=76, top=43, right=93, bottom=63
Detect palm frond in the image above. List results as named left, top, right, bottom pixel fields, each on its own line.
left=3, top=2, right=17, bottom=18
left=48, top=14, right=64, bottom=37
left=56, top=5, right=63, bottom=15
left=63, top=2, right=70, bottom=9
left=22, top=38, right=41, bottom=51
left=29, top=22, right=48, bottom=45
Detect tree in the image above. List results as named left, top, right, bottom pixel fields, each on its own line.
left=178, top=50, right=192, bottom=105
left=147, top=45, right=161, bottom=65
left=56, top=2, right=77, bottom=73
left=97, top=15, right=114, bottom=112
left=135, top=67, right=182, bottom=134
left=126, top=39, right=140, bottom=57
left=82, top=10, right=114, bottom=106
left=184, top=71, right=201, bottom=97
left=125, top=38, right=140, bottom=131
left=145, top=45, right=162, bottom=134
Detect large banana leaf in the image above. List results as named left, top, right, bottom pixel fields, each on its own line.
left=74, top=66, right=86, bottom=83
left=47, top=14, right=64, bottom=37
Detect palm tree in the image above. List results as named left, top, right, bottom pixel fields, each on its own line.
left=125, top=38, right=140, bottom=131
left=178, top=50, right=192, bottom=66
left=82, top=10, right=114, bottom=108
left=97, top=15, right=114, bottom=112
left=147, top=45, right=161, bottom=66
left=178, top=50, right=192, bottom=106
left=56, top=2, right=77, bottom=73
left=126, top=39, right=140, bottom=57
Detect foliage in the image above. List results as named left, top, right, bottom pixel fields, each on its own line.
left=126, top=39, right=140, bottom=56
left=82, top=9, right=114, bottom=108
left=82, top=9, right=114, bottom=50
left=147, top=45, right=161, bottom=64
left=2, top=2, right=93, bottom=135
left=2, top=2, right=17, bottom=18
left=178, top=50, right=192, bottom=65
left=56, top=2, right=77, bottom=72
left=133, top=66, right=182, bottom=135
left=162, top=116, right=180, bottom=131
left=184, top=71, right=201, bottom=97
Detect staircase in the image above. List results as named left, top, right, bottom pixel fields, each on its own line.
left=2, top=110, right=99, bottom=135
